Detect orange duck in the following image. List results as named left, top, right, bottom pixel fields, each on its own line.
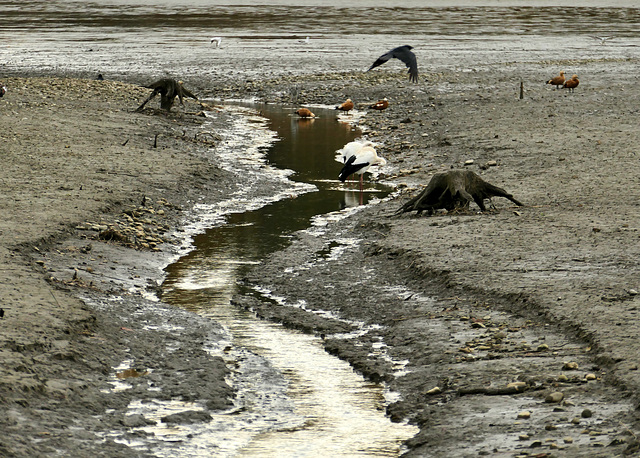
left=335, top=98, right=354, bottom=114
left=295, top=108, right=316, bottom=118
left=562, top=74, right=579, bottom=92
left=546, top=71, right=565, bottom=89
left=369, top=98, right=389, bottom=110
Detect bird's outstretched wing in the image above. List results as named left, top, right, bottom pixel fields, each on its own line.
left=367, top=45, right=418, bottom=83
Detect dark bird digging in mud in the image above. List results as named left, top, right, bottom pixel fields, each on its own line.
left=395, top=169, right=523, bottom=216
left=367, top=45, right=418, bottom=83
left=136, top=78, right=198, bottom=112
left=0, top=84, right=6, bottom=98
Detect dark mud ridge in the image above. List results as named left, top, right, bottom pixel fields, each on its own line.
left=232, top=203, right=640, bottom=457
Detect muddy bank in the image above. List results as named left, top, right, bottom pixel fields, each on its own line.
left=1, top=52, right=640, bottom=457
left=0, top=76, right=256, bottom=456
left=231, top=58, right=640, bottom=456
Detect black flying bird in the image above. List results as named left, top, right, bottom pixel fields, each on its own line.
left=367, top=45, right=418, bottom=83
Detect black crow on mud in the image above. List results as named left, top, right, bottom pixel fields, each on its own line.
left=367, top=45, right=418, bottom=83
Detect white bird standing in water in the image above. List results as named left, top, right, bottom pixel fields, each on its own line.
left=334, top=140, right=376, bottom=164
left=210, top=37, right=222, bottom=48
left=338, top=145, right=386, bottom=191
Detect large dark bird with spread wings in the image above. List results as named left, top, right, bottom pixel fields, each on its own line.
left=367, top=45, right=418, bottom=83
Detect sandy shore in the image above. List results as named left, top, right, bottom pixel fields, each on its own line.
left=1, top=56, right=640, bottom=457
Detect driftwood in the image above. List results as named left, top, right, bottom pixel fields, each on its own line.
left=136, top=78, right=198, bottom=112
left=396, top=169, right=523, bottom=215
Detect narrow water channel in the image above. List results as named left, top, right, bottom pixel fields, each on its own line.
left=158, top=104, right=416, bottom=456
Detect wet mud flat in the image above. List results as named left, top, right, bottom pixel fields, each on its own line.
left=1, top=49, right=640, bottom=458
left=0, top=77, right=296, bottom=456
left=232, top=58, right=640, bottom=456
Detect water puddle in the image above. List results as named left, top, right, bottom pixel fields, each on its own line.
left=155, top=104, right=416, bottom=455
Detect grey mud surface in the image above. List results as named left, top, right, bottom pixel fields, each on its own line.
left=2, top=47, right=640, bottom=458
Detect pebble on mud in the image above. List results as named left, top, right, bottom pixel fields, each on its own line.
left=564, top=436, right=574, bottom=444
left=563, top=361, right=579, bottom=370
left=585, top=373, right=597, bottom=380
left=581, top=408, right=593, bottom=418
left=426, top=386, right=442, bottom=395
left=517, top=410, right=531, bottom=419
left=545, top=392, right=564, bottom=403
left=507, top=381, right=527, bottom=391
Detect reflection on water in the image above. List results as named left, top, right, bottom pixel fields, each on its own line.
left=159, top=105, right=411, bottom=456
left=4, top=2, right=640, bottom=37
left=165, top=104, right=390, bottom=309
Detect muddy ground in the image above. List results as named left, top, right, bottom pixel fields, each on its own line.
left=1, top=54, right=640, bottom=457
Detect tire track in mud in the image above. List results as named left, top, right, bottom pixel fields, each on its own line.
left=233, top=208, right=640, bottom=457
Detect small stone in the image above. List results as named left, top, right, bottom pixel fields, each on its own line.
left=563, top=361, right=579, bottom=370
left=122, top=414, right=156, bottom=428
left=519, top=434, right=530, bottom=441
left=558, top=374, right=569, bottom=382
left=486, top=160, right=497, bottom=167
left=571, top=417, right=581, bottom=425
left=464, top=159, right=474, bottom=165
left=517, top=411, right=531, bottom=419
left=529, top=440, right=543, bottom=448
left=585, top=373, right=597, bottom=380
left=426, top=386, right=441, bottom=395
left=629, top=289, right=638, bottom=296
left=537, top=344, right=550, bottom=351
left=545, top=392, right=565, bottom=403
left=545, top=423, right=558, bottom=431
left=581, top=409, right=593, bottom=418
left=563, top=436, right=574, bottom=444
left=507, top=381, right=527, bottom=391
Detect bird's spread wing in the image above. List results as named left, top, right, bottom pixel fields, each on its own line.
left=367, top=46, right=418, bottom=83
left=367, top=50, right=394, bottom=72
left=392, top=46, right=418, bottom=83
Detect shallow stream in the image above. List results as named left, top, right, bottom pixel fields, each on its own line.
left=154, top=104, right=416, bottom=456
